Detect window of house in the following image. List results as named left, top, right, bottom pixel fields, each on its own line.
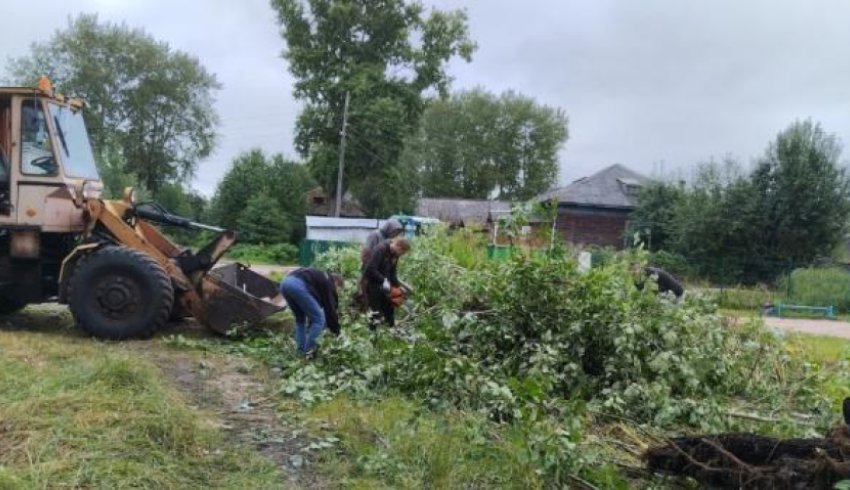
left=618, top=177, right=642, bottom=197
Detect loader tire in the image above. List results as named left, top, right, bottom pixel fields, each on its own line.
left=69, top=246, right=174, bottom=340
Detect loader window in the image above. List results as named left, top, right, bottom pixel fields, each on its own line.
left=48, top=103, right=99, bottom=180
left=20, top=99, right=57, bottom=176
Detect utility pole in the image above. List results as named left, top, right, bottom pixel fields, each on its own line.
left=334, top=91, right=351, bottom=217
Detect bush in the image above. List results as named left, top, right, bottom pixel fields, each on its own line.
left=782, top=266, right=850, bottom=312
left=283, top=231, right=837, bottom=426
left=226, top=243, right=297, bottom=264
left=586, top=245, right=616, bottom=268
left=229, top=230, right=845, bottom=487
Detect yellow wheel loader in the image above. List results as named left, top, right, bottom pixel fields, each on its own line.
left=0, top=78, right=285, bottom=339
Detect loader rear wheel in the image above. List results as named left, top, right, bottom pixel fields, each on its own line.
left=69, top=246, right=174, bottom=340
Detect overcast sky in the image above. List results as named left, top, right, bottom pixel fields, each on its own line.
left=3, top=0, right=850, bottom=196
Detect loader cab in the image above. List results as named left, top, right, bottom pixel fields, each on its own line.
left=0, top=82, right=102, bottom=230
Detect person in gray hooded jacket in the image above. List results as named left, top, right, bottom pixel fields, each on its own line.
left=357, top=219, right=404, bottom=310
left=361, top=218, right=403, bottom=264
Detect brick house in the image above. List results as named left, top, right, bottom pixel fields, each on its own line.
left=537, top=164, right=648, bottom=248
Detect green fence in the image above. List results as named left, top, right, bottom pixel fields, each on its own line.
left=486, top=245, right=552, bottom=260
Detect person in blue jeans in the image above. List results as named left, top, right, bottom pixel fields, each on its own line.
left=279, top=268, right=343, bottom=357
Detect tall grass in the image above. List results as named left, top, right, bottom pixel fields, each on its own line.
left=781, top=267, right=850, bottom=312
left=0, top=329, right=279, bottom=488
left=715, top=286, right=776, bottom=311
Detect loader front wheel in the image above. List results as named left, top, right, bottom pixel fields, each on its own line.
left=69, top=246, right=174, bottom=340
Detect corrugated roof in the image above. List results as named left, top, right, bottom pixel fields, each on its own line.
left=415, top=198, right=512, bottom=224
left=537, top=164, right=649, bottom=209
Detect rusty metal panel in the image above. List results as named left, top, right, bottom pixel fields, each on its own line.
left=16, top=184, right=51, bottom=225
left=10, top=229, right=39, bottom=258
left=42, top=185, right=84, bottom=232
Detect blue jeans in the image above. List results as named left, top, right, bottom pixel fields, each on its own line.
left=280, top=276, right=326, bottom=354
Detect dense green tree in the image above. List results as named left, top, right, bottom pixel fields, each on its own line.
left=631, top=180, right=686, bottom=251
left=402, top=88, right=567, bottom=200
left=210, top=150, right=270, bottom=230
left=671, top=160, right=763, bottom=282
left=210, top=149, right=315, bottom=243
left=749, top=120, right=850, bottom=266
left=638, top=121, right=850, bottom=283
left=8, top=14, right=220, bottom=193
left=271, top=0, right=475, bottom=216
left=238, top=193, right=292, bottom=244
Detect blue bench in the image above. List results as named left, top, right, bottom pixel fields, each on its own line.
left=775, top=303, right=836, bottom=319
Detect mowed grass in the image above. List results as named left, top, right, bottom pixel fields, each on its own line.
left=0, top=313, right=280, bottom=489
left=786, top=333, right=850, bottom=364
left=784, top=333, right=850, bottom=412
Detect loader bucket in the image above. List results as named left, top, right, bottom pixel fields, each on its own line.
left=198, top=263, right=286, bottom=334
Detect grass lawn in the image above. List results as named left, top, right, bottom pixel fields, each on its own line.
left=786, top=333, right=850, bottom=364
left=0, top=309, right=280, bottom=489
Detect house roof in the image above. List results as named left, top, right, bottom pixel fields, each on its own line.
left=305, top=186, right=366, bottom=217
left=537, top=164, right=649, bottom=209
left=415, top=198, right=512, bottom=225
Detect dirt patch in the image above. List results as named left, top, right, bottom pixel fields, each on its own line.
left=763, top=316, right=850, bottom=340
left=122, top=322, right=327, bottom=489
left=645, top=432, right=850, bottom=489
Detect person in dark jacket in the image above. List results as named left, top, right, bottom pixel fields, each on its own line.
left=361, top=218, right=403, bottom=264
left=362, top=238, right=411, bottom=328
left=638, top=266, right=685, bottom=298
left=279, top=268, right=343, bottom=356
left=356, top=219, right=404, bottom=310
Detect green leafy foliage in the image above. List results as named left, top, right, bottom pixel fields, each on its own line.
left=9, top=14, right=220, bottom=193
left=270, top=0, right=476, bottom=216
left=226, top=243, right=298, bottom=265
left=229, top=230, right=845, bottom=486
left=210, top=149, right=314, bottom=244
left=629, top=181, right=686, bottom=251
left=237, top=193, right=291, bottom=245
left=403, top=88, right=568, bottom=200
left=634, top=120, right=850, bottom=284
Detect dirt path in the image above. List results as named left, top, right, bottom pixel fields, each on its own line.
left=3, top=304, right=322, bottom=489
left=762, top=316, right=850, bottom=339
left=120, top=323, right=326, bottom=489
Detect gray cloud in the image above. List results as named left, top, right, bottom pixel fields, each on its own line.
left=3, top=0, right=850, bottom=196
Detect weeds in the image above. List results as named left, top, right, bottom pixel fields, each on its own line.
left=781, top=266, right=850, bottom=312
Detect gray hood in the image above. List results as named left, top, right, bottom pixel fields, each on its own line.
left=380, top=218, right=403, bottom=238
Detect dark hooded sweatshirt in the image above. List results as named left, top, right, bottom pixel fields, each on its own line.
left=289, top=268, right=341, bottom=335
